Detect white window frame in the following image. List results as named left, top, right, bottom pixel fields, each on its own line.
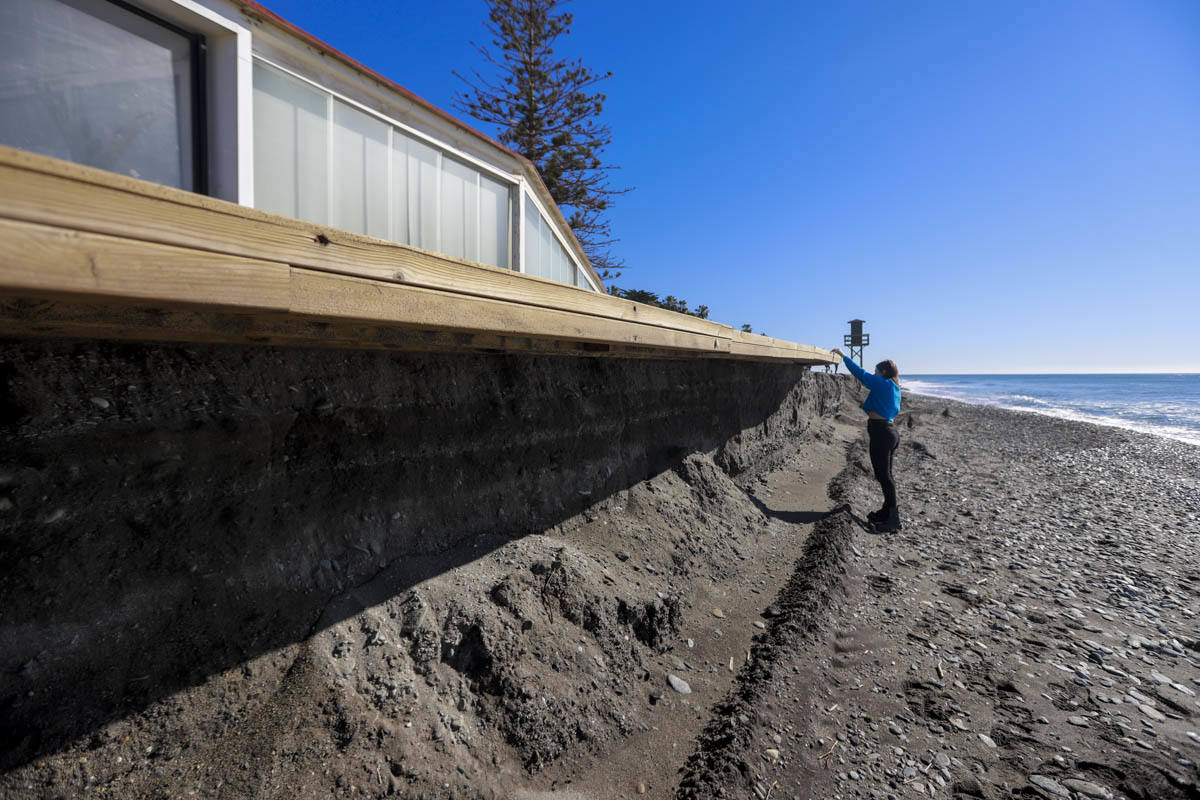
left=125, top=0, right=254, bottom=205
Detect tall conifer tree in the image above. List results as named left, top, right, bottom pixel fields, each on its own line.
left=454, top=0, right=627, bottom=275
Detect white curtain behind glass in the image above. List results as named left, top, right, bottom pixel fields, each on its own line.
left=539, top=209, right=556, bottom=281
left=440, top=157, right=478, bottom=262
left=332, top=100, right=388, bottom=238
left=253, top=63, right=328, bottom=225
left=391, top=132, right=439, bottom=251
left=479, top=174, right=509, bottom=268
left=523, top=195, right=544, bottom=277
left=252, top=61, right=523, bottom=272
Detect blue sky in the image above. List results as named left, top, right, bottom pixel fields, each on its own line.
left=260, top=0, right=1200, bottom=373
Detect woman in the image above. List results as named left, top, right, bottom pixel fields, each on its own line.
left=830, top=348, right=902, bottom=533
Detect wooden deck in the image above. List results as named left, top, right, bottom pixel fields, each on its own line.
left=0, top=146, right=835, bottom=363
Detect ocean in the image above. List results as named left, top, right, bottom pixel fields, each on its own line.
left=903, top=374, right=1200, bottom=447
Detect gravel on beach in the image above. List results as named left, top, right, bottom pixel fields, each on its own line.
left=679, top=393, right=1200, bottom=800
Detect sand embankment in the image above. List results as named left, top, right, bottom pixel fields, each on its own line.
left=0, top=337, right=849, bottom=798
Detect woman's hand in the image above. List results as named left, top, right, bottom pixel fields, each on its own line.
left=830, top=348, right=845, bottom=358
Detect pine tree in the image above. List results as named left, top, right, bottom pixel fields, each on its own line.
left=454, top=0, right=628, bottom=275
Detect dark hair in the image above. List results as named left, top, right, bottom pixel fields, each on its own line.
left=876, top=360, right=900, bottom=385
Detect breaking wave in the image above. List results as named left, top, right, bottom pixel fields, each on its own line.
left=904, top=375, right=1200, bottom=447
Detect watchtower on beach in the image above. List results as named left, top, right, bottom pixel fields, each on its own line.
left=844, top=319, right=869, bottom=364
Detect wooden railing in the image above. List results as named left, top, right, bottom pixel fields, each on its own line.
left=0, top=146, right=835, bottom=363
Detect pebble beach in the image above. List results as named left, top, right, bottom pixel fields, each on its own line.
left=681, top=392, right=1200, bottom=799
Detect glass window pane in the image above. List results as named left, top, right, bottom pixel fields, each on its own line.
left=539, top=212, right=556, bottom=280
left=523, top=195, right=540, bottom=276
left=404, top=135, right=438, bottom=250
left=253, top=63, right=328, bottom=224
left=389, top=133, right=408, bottom=245
left=554, top=241, right=568, bottom=284
left=0, top=0, right=195, bottom=189
left=440, top=157, right=477, bottom=261
left=332, top=100, right=388, bottom=238
left=479, top=173, right=509, bottom=269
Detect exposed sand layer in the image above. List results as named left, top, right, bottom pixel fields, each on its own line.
left=0, top=338, right=848, bottom=799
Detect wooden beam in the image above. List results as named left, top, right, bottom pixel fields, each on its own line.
left=0, top=146, right=839, bottom=364
left=0, top=218, right=289, bottom=312
left=0, top=296, right=730, bottom=360
left=0, top=146, right=730, bottom=339
left=0, top=218, right=732, bottom=355
left=287, top=268, right=730, bottom=353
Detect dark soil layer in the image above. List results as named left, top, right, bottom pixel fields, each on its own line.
left=0, top=337, right=848, bottom=798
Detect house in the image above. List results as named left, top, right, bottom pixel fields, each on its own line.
left=0, top=0, right=832, bottom=364
left=0, top=0, right=599, bottom=290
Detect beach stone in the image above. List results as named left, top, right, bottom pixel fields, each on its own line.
left=977, top=733, right=997, bottom=748
left=1128, top=689, right=1153, bottom=704
left=1061, top=778, right=1113, bottom=799
left=667, top=674, right=691, bottom=694
left=1029, top=775, right=1071, bottom=797
left=1067, top=715, right=1089, bottom=727
left=1139, top=703, right=1166, bottom=722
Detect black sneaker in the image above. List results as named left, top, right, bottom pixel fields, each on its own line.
left=871, top=509, right=901, bottom=533
left=867, top=506, right=889, bottom=523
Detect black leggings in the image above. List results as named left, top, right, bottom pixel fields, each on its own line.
left=868, top=419, right=900, bottom=511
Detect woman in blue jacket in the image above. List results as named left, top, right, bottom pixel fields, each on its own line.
left=831, top=348, right=902, bottom=532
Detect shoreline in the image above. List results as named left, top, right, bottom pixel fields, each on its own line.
left=905, top=386, right=1200, bottom=449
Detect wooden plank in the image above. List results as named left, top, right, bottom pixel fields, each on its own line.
left=0, top=146, right=839, bottom=364
left=0, top=296, right=720, bottom=360
left=287, top=268, right=730, bottom=354
left=728, top=329, right=831, bottom=362
left=0, top=146, right=730, bottom=339
left=0, top=218, right=289, bottom=311
left=0, top=221, right=729, bottom=355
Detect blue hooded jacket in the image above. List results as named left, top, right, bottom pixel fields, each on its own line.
left=842, top=356, right=901, bottom=421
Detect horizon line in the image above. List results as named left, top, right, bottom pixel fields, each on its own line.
left=904, top=371, right=1200, bottom=376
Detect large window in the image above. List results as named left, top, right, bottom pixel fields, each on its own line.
left=0, top=0, right=206, bottom=192
left=524, top=195, right=583, bottom=287
left=253, top=61, right=513, bottom=270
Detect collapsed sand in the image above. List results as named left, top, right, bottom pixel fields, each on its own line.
left=2, top=414, right=851, bottom=799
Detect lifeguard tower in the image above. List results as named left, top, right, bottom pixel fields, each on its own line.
left=844, top=319, right=869, bottom=364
